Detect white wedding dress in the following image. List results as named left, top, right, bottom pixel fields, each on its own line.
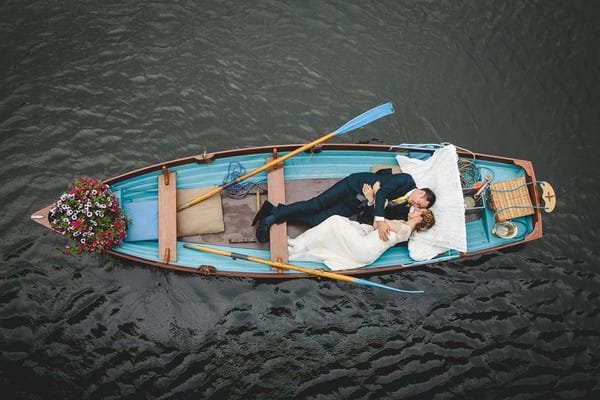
left=287, top=215, right=412, bottom=271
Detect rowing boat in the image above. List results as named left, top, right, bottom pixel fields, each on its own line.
left=31, top=142, right=555, bottom=279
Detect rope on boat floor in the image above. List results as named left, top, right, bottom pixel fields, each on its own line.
left=223, top=161, right=266, bottom=199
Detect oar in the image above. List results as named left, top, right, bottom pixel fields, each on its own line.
left=183, top=243, right=423, bottom=294
left=178, top=102, right=395, bottom=211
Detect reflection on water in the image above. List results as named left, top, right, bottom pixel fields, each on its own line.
left=1, top=1, right=599, bottom=398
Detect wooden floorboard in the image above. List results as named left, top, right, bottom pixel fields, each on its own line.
left=181, top=178, right=340, bottom=249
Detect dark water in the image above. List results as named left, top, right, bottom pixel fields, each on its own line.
left=1, top=0, right=599, bottom=398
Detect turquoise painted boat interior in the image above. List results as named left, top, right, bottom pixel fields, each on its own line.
left=110, top=149, right=531, bottom=274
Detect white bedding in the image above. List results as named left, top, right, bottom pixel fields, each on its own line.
left=395, top=144, right=467, bottom=261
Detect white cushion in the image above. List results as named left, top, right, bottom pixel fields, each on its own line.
left=395, top=145, right=467, bottom=260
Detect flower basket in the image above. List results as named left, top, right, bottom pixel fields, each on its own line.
left=49, top=177, right=127, bottom=255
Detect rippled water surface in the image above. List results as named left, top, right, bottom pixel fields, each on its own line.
left=1, top=1, right=599, bottom=398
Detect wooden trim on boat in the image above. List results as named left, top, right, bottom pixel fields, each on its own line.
left=30, top=204, right=53, bottom=230
left=103, top=143, right=543, bottom=184
left=104, top=249, right=420, bottom=279
left=513, top=159, right=543, bottom=242
left=266, top=152, right=289, bottom=267
left=158, top=170, right=177, bottom=263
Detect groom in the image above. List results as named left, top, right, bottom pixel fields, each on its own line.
left=253, top=169, right=436, bottom=242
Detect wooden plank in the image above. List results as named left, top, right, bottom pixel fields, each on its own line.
left=266, top=157, right=288, bottom=264
left=158, top=171, right=177, bottom=263
left=489, top=177, right=534, bottom=222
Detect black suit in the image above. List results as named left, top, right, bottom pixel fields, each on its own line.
left=357, top=197, right=412, bottom=225
left=272, top=170, right=416, bottom=227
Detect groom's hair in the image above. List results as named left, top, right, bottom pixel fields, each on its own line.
left=421, top=188, right=436, bottom=208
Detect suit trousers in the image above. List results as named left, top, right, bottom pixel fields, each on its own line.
left=272, top=178, right=361, bottom=227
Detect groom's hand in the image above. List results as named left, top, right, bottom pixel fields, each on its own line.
left=362, top=183, right=375, bottom=203
left=374, top=220, right=390, bottom=241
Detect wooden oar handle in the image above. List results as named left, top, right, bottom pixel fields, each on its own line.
left=177, top=185, right=223, bottom=211
left=183, top=243, right=354, bottom=281
left=233, top=133, right=335, bottom=183
left=177, top=133, right=335, bottom=212
left=183, top=243, right=418, bottom=293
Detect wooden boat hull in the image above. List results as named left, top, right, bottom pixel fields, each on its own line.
left=31, top=143, right=544, bottom=278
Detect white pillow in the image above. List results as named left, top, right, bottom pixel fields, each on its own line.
left=395, top=145, right=467, bottom=260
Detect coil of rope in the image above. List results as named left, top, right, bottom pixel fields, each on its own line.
left=222, top=161, right=265, bottom=199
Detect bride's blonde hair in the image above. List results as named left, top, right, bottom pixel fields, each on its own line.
left=416, top=209, right=435, bottom=232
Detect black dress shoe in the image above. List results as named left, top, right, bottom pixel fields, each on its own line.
left=252, top=200, right=274, bottom=226
left=255, top=220, right=271, bottom=243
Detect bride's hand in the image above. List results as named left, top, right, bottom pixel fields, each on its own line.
left=374, top=220, right=391, bottom=241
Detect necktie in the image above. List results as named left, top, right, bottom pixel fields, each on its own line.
left=391, top=194, right=408, bottom=204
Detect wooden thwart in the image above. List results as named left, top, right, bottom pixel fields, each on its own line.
left=266, top=154, right=288, bottom=265
left=489, top=177, right=534, bottom=222
left=158, top=168, right=177, bottom=263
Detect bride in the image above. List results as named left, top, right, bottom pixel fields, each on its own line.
left=288, top=183, right=435, bottom=271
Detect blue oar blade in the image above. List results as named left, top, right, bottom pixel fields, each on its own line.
left=353, top=277, right=424, bottom=294
left=333, top=102, right=395, bottom=136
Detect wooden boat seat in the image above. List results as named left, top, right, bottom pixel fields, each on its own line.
left=158, top=168, right=177, bottom=263
left=489, top=177, right=534, bottom=222
left=266, top=156, right=288, bottom=264
left=371, top=164, right=402, bottom=174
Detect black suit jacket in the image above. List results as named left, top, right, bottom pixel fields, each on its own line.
left=357, top=199, right=411, bottom=225
left=346, top=170, right=416, bottom=219
left=271, top=168, right=416, bottom=227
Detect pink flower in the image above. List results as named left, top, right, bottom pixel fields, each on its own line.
left=50, top=176, right=127, bottom=256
